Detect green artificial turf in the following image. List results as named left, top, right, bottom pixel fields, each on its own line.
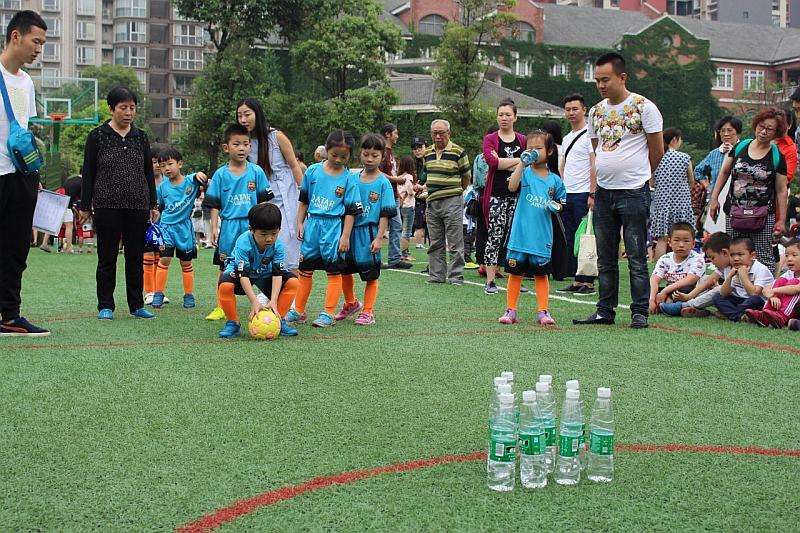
left=2, top=248, right=799, bottom=531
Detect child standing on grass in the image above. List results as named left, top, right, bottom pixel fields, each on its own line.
left=713, top=237, right=774, bottom=322
left=217, top=203, right=299, bottom=339
left=150, top=148, right=208, bottom=309
left=144, top=149, right=164, bottom=305
left=335, top=134, right=396, bottom=326
left=285, top=130, right=363, bottom=328
left=649, top=222, right=706, bottom=315
left=745, top=238, right=800, bottom=329
left=397, top=155, right=416, bottom=261
left=498, top=130, right=566, bottom=326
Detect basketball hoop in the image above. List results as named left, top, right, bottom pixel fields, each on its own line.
left=49, top=112, right=68, bottom=122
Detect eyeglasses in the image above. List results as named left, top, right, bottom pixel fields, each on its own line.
left=756, top=124, right=776, bottom=133
left=431, top=130, right=449, bottom=137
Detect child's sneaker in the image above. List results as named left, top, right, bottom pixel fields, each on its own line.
left=498, top=309, right=518, bottom=324
left=484, top=281, right=499, bottom=295
left=144, top=292, right=154, bottom=305
left=312, top=311, right=335, bottom=328
left=130, top=308, right=156, bottom=319
left=219, top=320, right=241, bottom=338
left=537, top=310, right=556, bottom=326
left=285, top=308, right=307, bottom=325
left=680, top=306, right=710, bottom=318
left=335, top=300, right=363, bottom=321
left=280, top=320, right=298, bottom=336
left=151, top=292, right=165, bottom=308
left=659, top=302, right=684, bottom=316
left=354, top=312, right=376, bottom=326
left=183, top=294, right=196, bottom=309
left=205, top=306, right=226, bottom=321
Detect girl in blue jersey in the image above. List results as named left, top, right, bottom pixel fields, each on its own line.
left=499, top=130, right=566, bottom=326
left=286, top=130, right=363, bottom=328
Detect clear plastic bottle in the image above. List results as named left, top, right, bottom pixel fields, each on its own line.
left=565, top=380, right=587, bottom=470
left=534, top=381, right=557, bottom=474
left=587, top=387, right=614, bottom=483
left=487, top=392, right=517, bottom=491
left=518, top=390, right=548, bottom=489
left=501, top=371, right=515, bottom=390
left=555, top=389, right=583, bottom=486
left=488, top=383, right=514, bottom=467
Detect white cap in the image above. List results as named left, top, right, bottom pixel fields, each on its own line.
left=501, top=371, right=514, bottom=382
left=566, top=389, right=579, bottom=400
left=522, top=390, right=536, bottom=403
left=499, top=393, right=514, bottom=405
left=497, top=384, right=512, bottom=395
left=538, top=374, right=553, bottom=384
left=565, top=379, right=579, bottom=390
left=597, top=387, right=611, bottom=398
left=535, top=381, right=550, bottom=393
left=494, top=376, right=508, bottom=388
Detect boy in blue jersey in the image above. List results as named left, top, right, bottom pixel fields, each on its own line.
left=217, top=203, right=300, bottom=339
left=499, top=130, right=567, bottom=326
left=203, top=123, right=274, bottom=320
left=151, top=147, right=208, bottom=309
left=285, top=130, right=363, bottom=328
left=335, top=133, right=397, bottom=326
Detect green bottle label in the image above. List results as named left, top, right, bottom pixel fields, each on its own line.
left=559, top=434, right=580, bottom=457
left=589, top=432, right=614, bottom=455
left=544, top=425, right=556, bottom=447
left=519, top=432, right=546, bottom=455
left=489, top=437, right=516, bottom=462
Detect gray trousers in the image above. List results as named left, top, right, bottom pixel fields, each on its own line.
left=685, top=283, right=721, bottom=309
left=426, top=194, right=464, bottom=283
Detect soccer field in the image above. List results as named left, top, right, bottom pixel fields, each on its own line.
left=3, top=248, right=799, bottom=531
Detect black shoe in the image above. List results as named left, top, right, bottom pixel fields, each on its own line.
left=421, top=267, right=429, bottom=274
left=573, top=313, right=615, bottom=325
left=557, top=284, right=581, bottom=293
left=389, top=260, right=413, bottom=269
left=630, top=313, right=649, bottom=329
left=574, top=285, right=596, bottom=295
left=0, top=316, right=51, bottom=336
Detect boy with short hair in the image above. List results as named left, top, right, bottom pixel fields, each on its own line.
left=745, top=238, right=800, bottom=328
left=203, top=124, right=274, bottom=320
left=151, top=147, right=207, bottom=309
left=650, top=222, right=707, bottom=315
left=217, top=203, right=299, bottom=339
left=713, top=237, right=774, bottom=322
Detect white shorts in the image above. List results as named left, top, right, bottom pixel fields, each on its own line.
left=63, top=208, right=74, bottom=223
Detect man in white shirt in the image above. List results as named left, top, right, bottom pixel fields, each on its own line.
left=0, top=11, right=49, bottom=337
left=573, top=52, right=664, bottom=329
left=558, top=93, right=597, bottom=295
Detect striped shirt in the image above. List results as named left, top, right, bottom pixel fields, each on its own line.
left=420, top=141, right=471, bottom=202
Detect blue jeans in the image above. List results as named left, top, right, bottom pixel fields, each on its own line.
left=562, top=192, right=594, bottom=283
left=712, top=293, right=765, bottom=322
left=388, top=206, right=402, bottom=264
left=593, top=185, right=651, bottom=318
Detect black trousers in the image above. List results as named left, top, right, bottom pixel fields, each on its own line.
left=94, top=208, right=149, bottom=313
left=0, top=171, right=39, bottom=321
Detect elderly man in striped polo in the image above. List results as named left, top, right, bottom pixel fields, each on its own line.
left=418, top=119, right=471, bottom=285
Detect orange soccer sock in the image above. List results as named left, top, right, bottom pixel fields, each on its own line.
left=143, top=255, right=156, bottom=293
left=363, top=280, right=379, bottom=314
left=341, top=274, right=357, bottom=304
left=217, top=282, right=238, bottom=322
left=277, top=277, right=300, bottom=317
left=535, top=275, right=550, bottom=312
left=181, top=263, right=194, bottom=295
left=506, top=274, right=522, bottom=311
left=154, top=262, right=169, bottom=293
left=324, top=274, right=343, bottom=315
left=294, top=270, right=314, bottom=314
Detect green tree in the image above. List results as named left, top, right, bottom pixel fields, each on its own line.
left=80, top=64, right=144, bottom=96
left=172, top=0, right=275, bottom=53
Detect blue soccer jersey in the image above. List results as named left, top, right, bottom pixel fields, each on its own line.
left=507, top=169, right=566, bottom=260
left=299, top=163, right=363, bottom=217
left=157, top=173, right=202, bottom=225
left=204, top=162, right=274, bottom=220
left=354, top=172, right=396, bottom=228
left=223, top=231, right=287, bottom=280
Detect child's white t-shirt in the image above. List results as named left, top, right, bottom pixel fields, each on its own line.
left=719, top=260, right=775, bottom=298
left=653, top=250, right=706, bottom=284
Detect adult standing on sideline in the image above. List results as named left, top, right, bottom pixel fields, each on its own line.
left=419, top=119, right=471, bottom=285
left=0, top=11, right=49, bottom=336
left=574, top=53, right=664, bottom=329
left=380, top=123, right=412, bottom=269
left=236, top=98, right=303, bottom=270
left=694, top=116, right=742, bottom=234
left=79, top=86, right=158, bottom=320
left=558, top=93, right=597, bottom=295
left=709, top=107, right=788, bottom=271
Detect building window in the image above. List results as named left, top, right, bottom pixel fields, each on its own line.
left=0, top=0, right=21, bottom=8
left=173, top=49, right=203, bottom=70
left=173, top=74, right=194, bottom=94
left=114, top=46, right=146, bottom=67
left=511, top=21, right=535, bottom=42
left=418, top=14, right=447, bottom=36
left=76, top=21, right=96, bottom=41
left=743, top=69, right=764, bottom=91
left=742, top=11, right=749, bottom=19
left=174, top=24, right=204, bottom=46
left=172, top=97, right=190, bottom=119
left=42, top=42, right=60, bottom=62
left=115, top=21, right=146, bottom=43
left=550, top=62, right=569, bottom=78
left=0, top=13, right=13, bottom=36
left=76, top=0, right=95, bottom=16
left=713, top=67, right=733, bottom=90
left=510, top=51, right=530, bottom=77
left=583, top=62, right=595, bottom=82
left=42, top=0, right=60, bottom=11
left=43, top=16, right=60, bottom=37
left=76, top=46, right=96, bottom=65
left=135, top=70, right=146, bottom=87
left=115, top=0, right=146, bottom=18
left=42, top=68, right=61, bottom=88
left=772, top=14, right=781, bottom=26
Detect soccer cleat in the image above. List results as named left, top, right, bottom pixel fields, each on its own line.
left=0, top=316, right=50, bottom=336
left=312, top=311, right=335, bottom=328
left=205, top=306, right=226, bottom=321
left=131, top=308, right=156, bottom=319
left=484, top=281, right=499, bottom=295
left=151, top=292, right=165, bottom=308
left=279, top=320, right=298, bottom=336
left=354, top=312, right=376, bottom=326
left=335, top=300, right=363, bottom=321
left=556, top=284, right=582, bottom=293
left=520, top=285, right=529, bottom=293
left=389, top=260, right=413, bottom=269
left=630, top=313, right=649, bottom=329
left=98, top=309, right=114, bottom=320
left=219, top=320, right=241, bottom=338
left=538, top=310, right=556, bottom=326
left=498, top=309, right=518, bottom=324
left=680, top=306, right=710, bottom=318
left=659, top=302, right=684, bottom=316
left=183, top=294, right=196, bottom=309
left=284, top=308, right=307, bottom=325
left=144, top=292, right=154, bottom=305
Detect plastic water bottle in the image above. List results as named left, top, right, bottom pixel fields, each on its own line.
left=538, top=374, right=552, bottom=387
left=565, top=380, right=587, bottom=470
left=555, top=389, right=583, bottom=485
left=534, top=381, right=557, bottom=474
left=587, top=387, right=615, bottom=483
left=487, top=392, right=517, bottom=491
left=518, top=390, right=548, bottom=489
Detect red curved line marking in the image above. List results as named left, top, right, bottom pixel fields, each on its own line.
left=176, top=444, right=800, bottom=532
left=651, top=324, right=800, bottom=356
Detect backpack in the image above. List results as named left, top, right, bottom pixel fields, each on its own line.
left=732, top=138, right=780, bottom=168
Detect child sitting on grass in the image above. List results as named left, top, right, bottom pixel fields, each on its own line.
left=712, top=237, right=774, bottom=322
left=649, top=222, right=706, bottom=315
left=744, top=238, right=800, bottom=329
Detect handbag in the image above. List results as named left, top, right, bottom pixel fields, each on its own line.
left=576, top=210, right=598, bottom=277
left=0, top=70, right=43, bottom=174
left=728, top=139, right=775, bottom=232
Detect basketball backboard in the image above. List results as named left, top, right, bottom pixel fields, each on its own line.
left=29, top=75, right=99, bottom=126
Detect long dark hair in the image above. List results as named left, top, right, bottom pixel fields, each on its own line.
left=236, top=98, right=273, bottom=175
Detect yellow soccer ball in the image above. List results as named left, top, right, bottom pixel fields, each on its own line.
left=249, top=309, right=281, bottom=340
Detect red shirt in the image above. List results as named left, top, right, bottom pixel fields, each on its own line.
left=776, top=135, right=797, bottom=183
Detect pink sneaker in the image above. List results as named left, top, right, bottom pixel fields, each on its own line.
left=354, top=312, right=375, bottom=326
left=537, top=310, right=556, bottom=326
left=498, top=309, right=518, bottom=324
left=335, top=300, right=363, bottom=321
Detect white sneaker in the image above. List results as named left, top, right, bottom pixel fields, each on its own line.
left=256, top=292, right=270, bottom=306
left=163, top=295, right=171, bottom=304
left=144, top=292, right=154, bottom=305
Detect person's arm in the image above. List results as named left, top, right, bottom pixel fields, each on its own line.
left=719, top=268, right=736, bottom=297
left=674, top=272, right=720, bottom=301
left=767, top=282, right=800, bottom=297
left=460, top=153, right=472, bottom=191
left=687, top=159, right=696, bottom=189
left=588, top=152, right=597, bottom=209
left=507, top=159, right=525, bottom=193
left=209, top=208, right=220, bottom=246
left=694, top=152, right=711, bottom=185
left=296, top=202, right=307, bottom=241
left=661, top=274, right=701, bottom=299
left=737, top=266, right=761, bottom=296
left=709, top=155, right=734, bottom=221
left=239, top=276, right=265, bottom=320
left=276, top=131, right=303, bottom=186
left=649, top=274, right=662, bottom=313
left=774, top=172, right=788, bottom=234
left=483, top=135, right=498, bottom=169
left=495, top=156, right=521, bottom=171
left=338, top=214, right=355, bottom=252
left=267, top=274, right=283, bottom=317
left=79, top=131, right=98, bottom=223
left=646, top=132, right=665, bottom=180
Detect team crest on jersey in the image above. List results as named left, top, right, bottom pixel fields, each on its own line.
left=261, top=257, right=270, bottom=265
left=186, top=187, right=193, bottom=195
left=247, top=181, right=256, bottom=191
left=507, top=258, right=517, bottom=267
left=368, top=191, right=379, bottom=203
left=335, top=186, right=345, bottom=197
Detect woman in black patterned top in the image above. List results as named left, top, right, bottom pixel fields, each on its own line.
left=79, top=86, right=159, bottom=320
